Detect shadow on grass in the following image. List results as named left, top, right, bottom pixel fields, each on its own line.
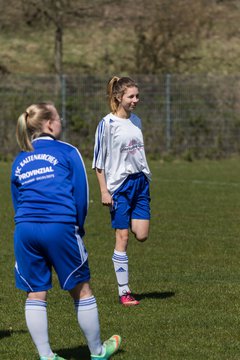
left=135, top=291, right=175, bottom=300
left=0, top=329, right=27, bottom=339
left=56, top=345, right=89, bottom=360
left=57, top=345, right=125, bottom=360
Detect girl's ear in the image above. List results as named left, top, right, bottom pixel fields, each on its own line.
left=42, top=119, right=53, bottom=133
left=48, top=120, right=54, bottom=132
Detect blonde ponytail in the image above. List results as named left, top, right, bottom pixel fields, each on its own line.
left=16, top=112, right=33, bottom=151
left=107, top=76, right=120, bottom=113
left=16, top=102, right=54, bottom=152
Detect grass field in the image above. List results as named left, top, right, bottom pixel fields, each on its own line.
left=1, top=158, right=240, bottom=360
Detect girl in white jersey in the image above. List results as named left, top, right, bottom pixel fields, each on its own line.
left=11, top=103, right=121, bottom=360
left=93, top=77, right=151, bottom=306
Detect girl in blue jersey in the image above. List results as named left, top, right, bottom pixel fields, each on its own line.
left=11, top=102, right=121, bottom=360
left=93, top=77, right=151, bottom=306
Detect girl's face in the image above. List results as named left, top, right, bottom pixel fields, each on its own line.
left=43, top=106, right=62, bottom=139
left=51, top=108, right=62, bottom=139
left=119, top=86, right=140, bottom=113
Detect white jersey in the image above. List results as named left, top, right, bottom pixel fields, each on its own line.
left=92, top=112, right=151, bottom=194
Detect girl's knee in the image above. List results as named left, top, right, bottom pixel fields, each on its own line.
left=116, top=229, right=129, bottom=246
left=131, top=226, right=149, bottom=242
left=135, top=233, right=148, bottom=242
left=69, top=282, right=92, bottom=300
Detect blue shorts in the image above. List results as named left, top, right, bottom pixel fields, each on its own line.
left=111, top=172, right=151, bottom=229
left=14, top=222, right=90, bottom=292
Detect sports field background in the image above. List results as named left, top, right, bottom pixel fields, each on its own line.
left=1, top=74, right=240, bottom=162
left=1, top=157, right=240, bottom=359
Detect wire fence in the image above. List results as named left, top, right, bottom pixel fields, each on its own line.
left=0, top=73, right=240, bottom=160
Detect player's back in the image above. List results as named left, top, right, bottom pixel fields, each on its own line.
left=11, top=137, right=78, bottom=224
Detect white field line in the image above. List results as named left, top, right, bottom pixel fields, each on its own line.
left=153, top=178, right=240, bottom=187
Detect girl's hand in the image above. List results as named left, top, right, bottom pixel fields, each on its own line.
left=101, top=190, right=113, bottom=206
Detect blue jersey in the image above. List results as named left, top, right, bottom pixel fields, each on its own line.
left=11, top=135, right=89, bottom=237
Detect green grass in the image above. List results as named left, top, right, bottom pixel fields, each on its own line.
left=1, top=158, right=240, bottom=359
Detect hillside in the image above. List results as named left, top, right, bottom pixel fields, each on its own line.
left=0, top=0, right=240, bottom=75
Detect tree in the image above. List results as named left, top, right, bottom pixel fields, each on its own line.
left=134, top=0, right=215, bottom=74
left=21, top=0, right=107, bottom=76
left=0, top=0, right=23, bottom=73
